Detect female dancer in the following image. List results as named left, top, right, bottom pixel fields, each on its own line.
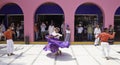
left=43, top=27, right=70, bottom=55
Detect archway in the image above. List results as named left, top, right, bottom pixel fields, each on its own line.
left=0, top=3, right=24, bottom=41
left=34, top=3, right=64, bottom=41
left=114, top=7, right=120, bottom=41
left=75, top=3, right=103, bottom=41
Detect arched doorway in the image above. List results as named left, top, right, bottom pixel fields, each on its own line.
left=34, top=3, right=64, bottom=41
left=75, top=3, right=103, bottom=41
left=114, top=7, right=120, bottom=41
left=0, top=3, right=24, bottom=41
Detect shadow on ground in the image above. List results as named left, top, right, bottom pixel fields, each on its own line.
left=46, top=52, right=76, bottom=61
left=109, top=57, right=120, bottom=60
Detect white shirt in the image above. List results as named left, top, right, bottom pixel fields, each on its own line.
left=41, top=23, right=46, bottom=32
left=66, top=29, right=70, bottom=33
left=77, top=27, right=83, bottom=33
left=48, top=25, right=54, bottom=35
left=94, top=28, right=101, bottom=35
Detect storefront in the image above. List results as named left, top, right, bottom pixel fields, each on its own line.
left=0, top=3, right=24, bottom=41
left=34, top=3, right=64, bottom=41
left=74, top=4, right=103, bottom=41
left=0, top=0, right=120, bottom=42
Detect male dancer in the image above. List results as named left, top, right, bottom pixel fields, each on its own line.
left=97, top=28, right=115, bottom=60
left=4, top=26, right=15, bottom=56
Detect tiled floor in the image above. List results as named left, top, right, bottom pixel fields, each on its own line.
left=0, top=44, right=120, bottom=65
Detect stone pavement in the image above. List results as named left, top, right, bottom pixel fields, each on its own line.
left=0, top=44, right=120, bottom=65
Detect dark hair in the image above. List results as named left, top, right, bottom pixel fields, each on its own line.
left=66, top=24, right=69, bottom=27
left=55, top=27, right=60, bottom=32
left=103, top=28, right=108, bottom=32
left=109, top=25, right=112, bottom=27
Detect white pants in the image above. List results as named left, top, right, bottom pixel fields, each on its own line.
left=94, top=34, right=100, bottom=45
left=101, top=42, right=110, bottom=57
left=7, top=39, right=14, bottom=54
left=16, top=31, right=20, bottom=38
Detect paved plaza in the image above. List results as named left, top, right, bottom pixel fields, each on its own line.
left=0, top=44, right=120, bottom=65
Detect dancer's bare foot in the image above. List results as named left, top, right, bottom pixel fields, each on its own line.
left=7, top=54, right=11, bottom=56
left=53, top=52, right=59, bottom=56
left=58, top=50, right=62, bottom=55
left=11, top=53, right=15, bottom=55
left=105, top=57, right=109, bottom=60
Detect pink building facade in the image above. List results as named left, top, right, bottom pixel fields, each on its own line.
left=0, top=0, right=120, bottom=42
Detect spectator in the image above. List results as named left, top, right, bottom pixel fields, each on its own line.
left=40, top=22, right=46, bottom=40
left=87, top=24, right=93, bottom=41
left=94, top=24, right=101, bottom=46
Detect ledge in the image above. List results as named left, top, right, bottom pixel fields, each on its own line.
left=0, top=41, right=120, bottom=44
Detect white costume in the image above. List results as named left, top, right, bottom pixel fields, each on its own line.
left=51, top=31, right=62, bottom=39
left=101, top=42, right=110, bottom=58
left=7, top=39, right=14, bottom=54
left=94, top=27, right=101, bottom=45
